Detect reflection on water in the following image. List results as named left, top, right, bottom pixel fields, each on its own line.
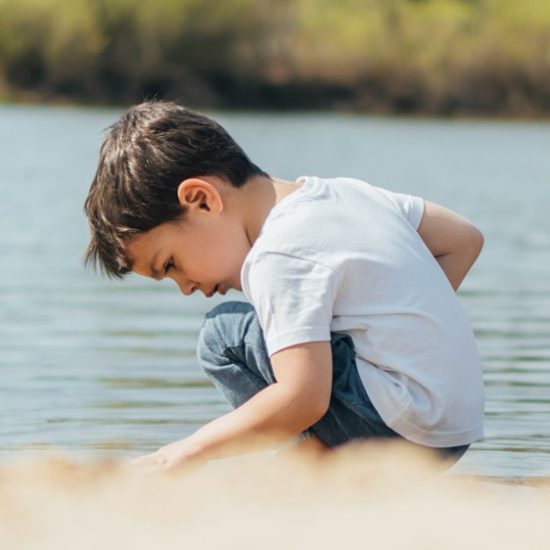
left=1, top=105, right=550, bottom=480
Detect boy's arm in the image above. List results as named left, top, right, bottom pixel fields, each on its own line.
left=417, top=201, right=484, bottom=291
left=133, top=341, right=332, bottom=471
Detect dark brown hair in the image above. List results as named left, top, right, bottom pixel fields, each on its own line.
left=83, top=101, right=268, bottom=278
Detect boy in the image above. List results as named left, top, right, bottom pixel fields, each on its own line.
left=84, top=101, right=485, bottom=471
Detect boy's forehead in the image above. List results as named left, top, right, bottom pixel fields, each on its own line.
left=123, top=231, right=160, bottom=276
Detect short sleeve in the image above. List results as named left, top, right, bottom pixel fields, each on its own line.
left=245, top=252, right=339, bottom=357
left=374, top=186, right=425, bottom=230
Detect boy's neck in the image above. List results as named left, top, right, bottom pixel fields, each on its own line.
left=237, top=174, right=302, bottom=247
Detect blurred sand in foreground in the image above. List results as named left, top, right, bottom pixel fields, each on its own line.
left=1, top=440, right=548, bottom=549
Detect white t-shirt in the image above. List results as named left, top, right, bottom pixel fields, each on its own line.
left=240, top=176, right=485, bottom=447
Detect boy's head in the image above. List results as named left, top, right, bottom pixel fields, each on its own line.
left=84, top=101, right=268, bottom=292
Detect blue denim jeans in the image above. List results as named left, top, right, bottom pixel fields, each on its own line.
left=197, top=301, right=469, bottom=463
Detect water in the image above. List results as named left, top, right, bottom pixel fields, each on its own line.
left=1, top=105, right=549, bottom=480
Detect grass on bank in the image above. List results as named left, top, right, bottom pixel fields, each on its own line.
left=0, top=0, right=549, bottom=114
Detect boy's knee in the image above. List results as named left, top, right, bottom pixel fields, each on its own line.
left=196, top=301, right=257, bottom=362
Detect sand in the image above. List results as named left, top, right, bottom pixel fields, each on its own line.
left=1, top=441, right=548, bottom=549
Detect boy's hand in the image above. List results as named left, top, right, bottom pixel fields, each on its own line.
left=131, top=437, right=204, bottom=473
left=417, top=201, right=484, bottom=291
left=131, top=341, right=332, bottom=470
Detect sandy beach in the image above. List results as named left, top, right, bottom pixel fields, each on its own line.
left=2, top=441, right=549, bottom=549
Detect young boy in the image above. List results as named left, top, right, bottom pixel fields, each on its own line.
left=84, top=101, right=485, bottom=471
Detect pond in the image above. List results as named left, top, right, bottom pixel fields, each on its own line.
left=1, top=104, right=549, bottom=480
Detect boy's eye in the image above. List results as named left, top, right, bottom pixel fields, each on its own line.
left=164, top=259, right=175, bottom=274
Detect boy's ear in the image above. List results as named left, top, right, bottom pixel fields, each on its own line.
left=176, top=178, right=223, bottom=214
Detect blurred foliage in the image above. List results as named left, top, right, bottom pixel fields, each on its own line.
left=0, top=0, right=549, bottom=114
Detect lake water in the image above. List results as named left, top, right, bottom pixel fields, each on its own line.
left=1, top=105, right=549, bottom=481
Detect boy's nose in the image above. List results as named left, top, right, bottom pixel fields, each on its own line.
left=175, top=278, right=197, bottom=296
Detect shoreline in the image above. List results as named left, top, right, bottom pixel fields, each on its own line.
left=2, top=94, right=550, bottom=122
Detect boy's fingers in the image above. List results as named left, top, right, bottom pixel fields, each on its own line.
left=130, top=452, right=162, bottom=469
left=130, top=457, right=171, bottom=476
left=130, top=453, right=153, bottom=465
left=129, top=446, right=206, bottom=474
